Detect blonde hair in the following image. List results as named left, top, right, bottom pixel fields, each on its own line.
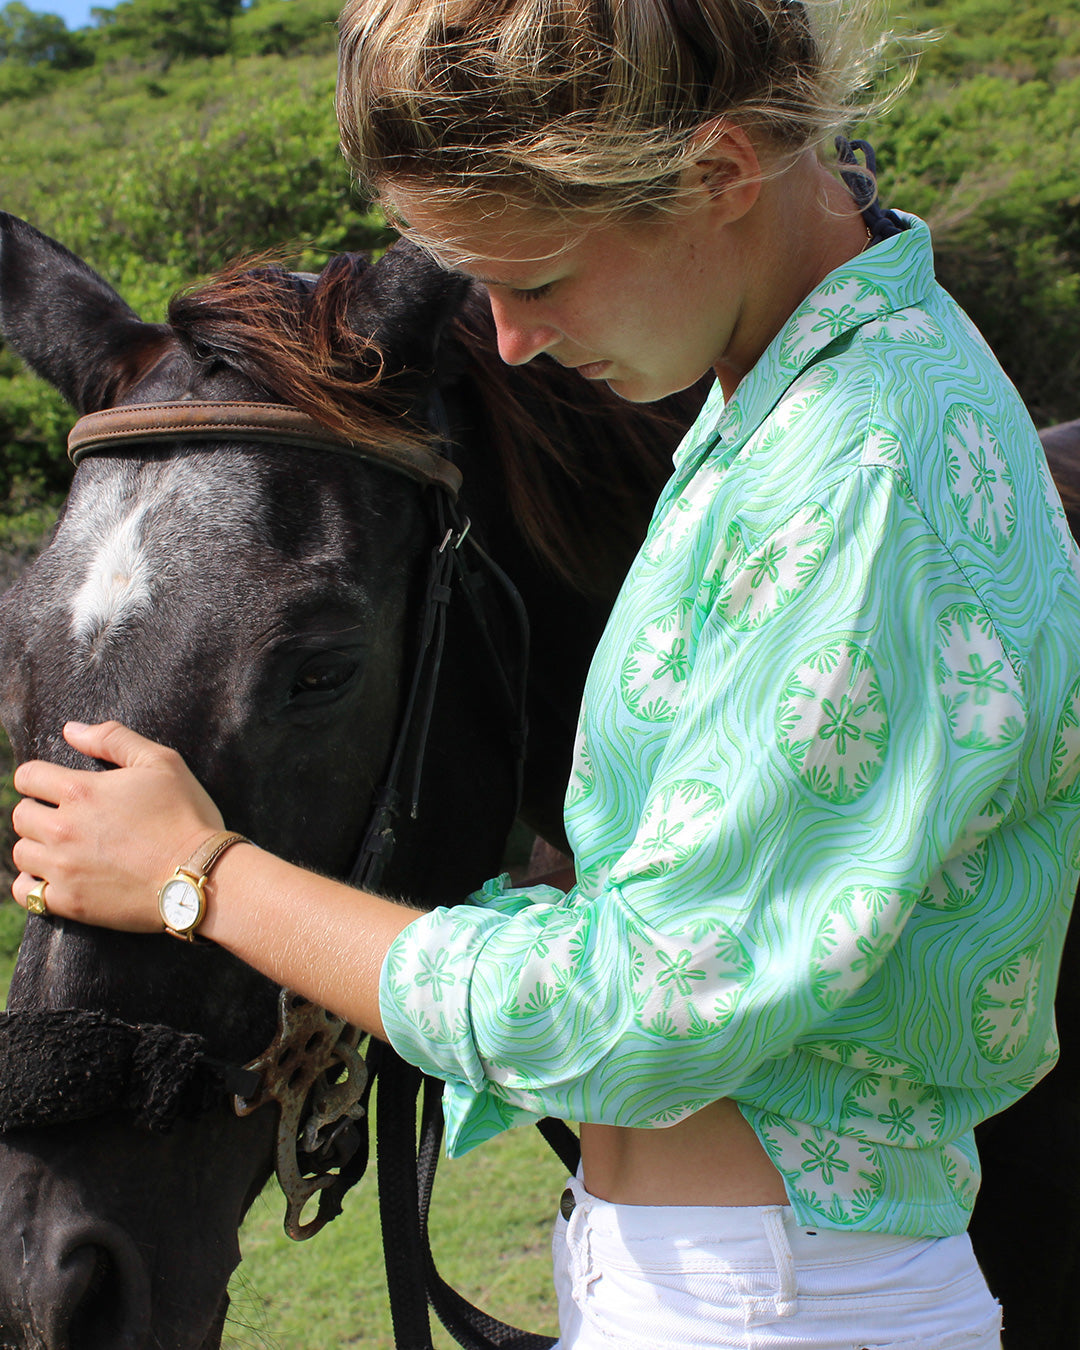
left=337, top=0, right=907, bottom=228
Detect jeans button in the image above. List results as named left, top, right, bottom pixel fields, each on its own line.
left=559, top=1187, right=576, bottom=1220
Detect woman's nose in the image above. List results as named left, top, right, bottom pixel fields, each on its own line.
left=488, top=292, right=559, bottom=366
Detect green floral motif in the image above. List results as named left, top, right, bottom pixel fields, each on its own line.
left=776, top=641, right=889, bottom=803
left=919, top=840, right=989, bottom=910
left=861, top=308, right=945, bottom=348
left=802, top=1135, right=849, bottom=1184
left=713, top=504, right=834, bottom=632
left=1048, top=674, right=1080, bottom=802
left=943, top=404, right=1015, bottom=555
left=770, top=364, right=839, bottom=432
left=758, top=1122, right=884, bottom=1225
left=629, top=914, right=751, bottom=1038
left=620, top=598, right=696, bottom=722
left=1040, top=462, right=1077, bottom=564
left=860, top=425, right=908, bottom=473
left=810, top=885, right=919, bottom=1011
left=779, top=275, right=889, bottom=367
left=622, top=779, right=726, bottom=879
left=941, top=1141, right=980, bottom=1214
left=415, top=948, right=457, bottom=1001
left=840, top=1075, right=944, bottom=1147
left=808, top=1040, right=918, bottom=1078
left=973, top=944, right=1042, bottom=1063
left=563, top=721, right=595, bottom=809
left=505, top=922, right=580, bottom=1017
left=936, top=603, right=1025, bottom=749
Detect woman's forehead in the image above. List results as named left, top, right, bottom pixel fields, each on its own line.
left=383, top=185, right=586, bottom=271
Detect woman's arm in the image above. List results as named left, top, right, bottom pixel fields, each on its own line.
left=10, top=719, right=422, bottom=1038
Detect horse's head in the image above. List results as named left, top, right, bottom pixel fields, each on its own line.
left=0, top=211, right=690, bottom=1348
left=0, top=213, right=491, bottom=1349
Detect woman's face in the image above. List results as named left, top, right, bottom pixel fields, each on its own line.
left=386, top=191, right=755, bottom=403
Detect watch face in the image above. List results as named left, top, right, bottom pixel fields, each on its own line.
left=159, top=875, right=203, bottom=933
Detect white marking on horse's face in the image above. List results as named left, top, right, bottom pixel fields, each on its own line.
left=62, top=456, right=257, bottom=647
left=69, top=501, right=156, bottom=642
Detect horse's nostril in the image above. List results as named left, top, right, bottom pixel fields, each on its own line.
left=64, top=1244, right=115, bottom=1347
left=47, top=1228, right=151, bottom=1350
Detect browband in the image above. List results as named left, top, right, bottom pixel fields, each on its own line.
left=67, top=400, right=463, bottom=499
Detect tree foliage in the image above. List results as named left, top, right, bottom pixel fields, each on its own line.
left=91, top=0, right=242, bottom=66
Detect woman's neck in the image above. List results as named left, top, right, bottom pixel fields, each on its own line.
left=714, top=151, right=870, bottom=400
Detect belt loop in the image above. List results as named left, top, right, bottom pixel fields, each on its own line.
left=761, top=1206, right=798, bottom=1318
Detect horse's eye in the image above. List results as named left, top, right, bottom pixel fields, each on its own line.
left=288, top=651, right=362, bottom=703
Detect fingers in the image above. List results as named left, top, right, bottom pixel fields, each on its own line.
left=12, top=758, right=90, bottom=806
left=62, top=719, right=178, bottom=769
left=11, top=796, right=60, bottom=847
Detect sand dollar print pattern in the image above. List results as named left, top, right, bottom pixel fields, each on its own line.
left=776, top=641, right=889, bottom=804
left=941, top=1138, right=979, bottom=1215
left=757, top=1119, right=885, bottom=1227
left=620, top=598, right=696, bottom=722
left=860, top=307, right=945, bottom=348
left=780, top=274, right=890, bottom=368
left=972, top=943, right=1043, bottom=1064
left=1048, top=673, right=1080, bottom=801
left=935, top=603, right=1025, bottom=749
left=840, top=1074, right=944, bottom=1147
left=943, top=403, right=1015, bottom=555
left=713, top=504, right=833, bottom=631
left=620, top=778, right=726, bottom=881
left=629, top=914, right=753, bottom=1038
left=564, top=719, right=595, bottom=810
left=810, top=886, right=920, bottom=1012
left=919, top=840, right=990, bottom=911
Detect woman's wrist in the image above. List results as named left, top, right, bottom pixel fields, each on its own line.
left=196, top=842, right=422, bottom=1038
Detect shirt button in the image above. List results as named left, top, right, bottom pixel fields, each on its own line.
left=559, top=1187, right=576, bottom=1220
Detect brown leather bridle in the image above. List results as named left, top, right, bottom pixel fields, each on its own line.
left=68, top=400, right=464, bottom=499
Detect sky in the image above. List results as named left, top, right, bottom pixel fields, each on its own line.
left=25, top=0, right=120, bottom=29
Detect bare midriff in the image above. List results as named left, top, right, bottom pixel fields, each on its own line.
left=579, top=1098, right=789, bottom=1207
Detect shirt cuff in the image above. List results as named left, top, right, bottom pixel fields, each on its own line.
left=378, top=882, right=568, bottom=1088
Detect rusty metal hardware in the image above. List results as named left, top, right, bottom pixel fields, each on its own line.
left=234, top=989, right=368, bottom=1240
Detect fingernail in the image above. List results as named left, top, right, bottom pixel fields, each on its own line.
left=64, top=721, right=89, bottom=733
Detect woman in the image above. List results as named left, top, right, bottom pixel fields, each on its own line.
left=12, top=1, right=1080, bottom=1346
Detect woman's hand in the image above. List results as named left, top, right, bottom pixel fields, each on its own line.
left=10, top=720, right=225, bottom=932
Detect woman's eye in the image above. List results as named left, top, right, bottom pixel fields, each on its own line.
left=509, top=282, right=553, bottom=303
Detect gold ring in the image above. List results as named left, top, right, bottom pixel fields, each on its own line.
left=26, top=878, right=49, bottom=916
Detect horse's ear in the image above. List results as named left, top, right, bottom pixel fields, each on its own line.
left=346, top=238, right=470, bottom=377
left=0, top=212, right=172, bottom=413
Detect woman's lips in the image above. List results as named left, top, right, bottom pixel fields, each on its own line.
left=575, top=360, right=611, bottom=379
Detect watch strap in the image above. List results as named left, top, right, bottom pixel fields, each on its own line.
left=179, top=830, right=250, bottom=881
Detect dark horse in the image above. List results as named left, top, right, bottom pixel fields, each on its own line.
left=0, top=211, right=1077, bottom=1350
left=0, top=212, right=693, bottom=1350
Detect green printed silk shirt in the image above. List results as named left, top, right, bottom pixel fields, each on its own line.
left=380, top=215, right=1080, bottom=1236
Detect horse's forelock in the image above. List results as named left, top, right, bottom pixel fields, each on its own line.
left=166, top=253, right=431, bottom=455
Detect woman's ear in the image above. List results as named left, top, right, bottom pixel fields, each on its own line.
left=687, top=120, right=764, bottom=223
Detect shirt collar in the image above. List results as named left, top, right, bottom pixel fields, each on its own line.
left=672, top=212, right=937, bottom=473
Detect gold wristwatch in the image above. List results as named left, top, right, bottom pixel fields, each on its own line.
left=157, top=830, right=249, bottom=941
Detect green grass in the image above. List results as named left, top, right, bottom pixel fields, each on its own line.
left=224, top=1116, right=561, bottom=1350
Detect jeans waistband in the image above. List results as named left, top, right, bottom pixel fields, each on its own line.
left=558, top=1175, right=936, bottom=1271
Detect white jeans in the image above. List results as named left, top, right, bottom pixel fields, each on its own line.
left=551, top=1176, right=1002, bottom=1350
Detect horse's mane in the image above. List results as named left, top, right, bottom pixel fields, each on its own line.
left=167, top=253, right=702, bottom=594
